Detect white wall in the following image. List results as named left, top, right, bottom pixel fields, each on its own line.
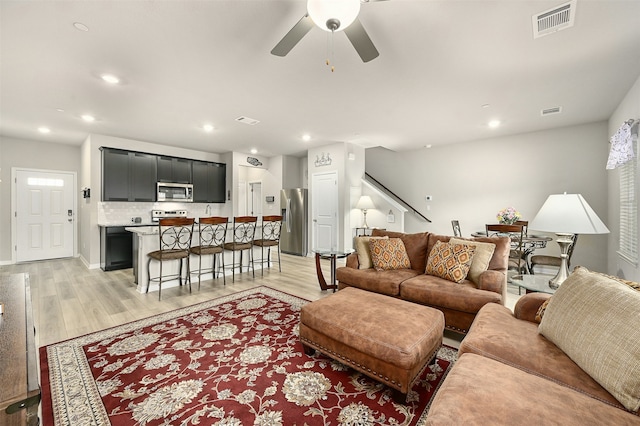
left=607, top=74, right=640, bottom=282
left=366, top=122, right=610, bottom=274
left=0, top=136, right=81, bottom=264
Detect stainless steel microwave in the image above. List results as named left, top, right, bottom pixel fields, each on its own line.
left=157, top=182, right=193, bottom=202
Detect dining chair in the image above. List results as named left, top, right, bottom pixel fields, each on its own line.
left=223, top=216, right=258, bottom=282
left=190, top=217, right=228, bottom=289
left=485, top=223, right=526, bottom=283
left=530, top=234, right=578, bottom=274
left=253, top=215, right=283, bottom=277
left=147, top=217, right=195, bottom=300
left=451, top=220, right=462, bottom=237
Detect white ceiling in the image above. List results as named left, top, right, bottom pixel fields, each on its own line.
left=1, top=0, right=639, bottom=158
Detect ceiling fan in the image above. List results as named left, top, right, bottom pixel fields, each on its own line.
left=271, top=0, right=386, bottom=63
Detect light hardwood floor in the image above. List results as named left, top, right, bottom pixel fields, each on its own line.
left=1, top=255, right=522, bottom=349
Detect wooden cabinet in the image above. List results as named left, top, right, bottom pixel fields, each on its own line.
left=102, top=148, right=157, bottom=201
left=192, top=160, right=226, bottom=203
left=0, top=274, right=40, bottom=426
left=157, top=156, right=192, bottom=184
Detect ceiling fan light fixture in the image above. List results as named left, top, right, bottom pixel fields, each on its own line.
left=307, top=0, right=361, bottom=32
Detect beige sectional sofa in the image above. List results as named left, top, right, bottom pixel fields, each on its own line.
left=336, top=229, right=510, bottom=333
left=426, top=267, right=640, bottom=424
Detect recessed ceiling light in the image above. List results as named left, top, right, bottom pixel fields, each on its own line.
left=203, top=124, right=214, bottom=132
left=302, top=134, right=311, bottom=142
left=82, top=114, right=95, bottom=122
left=425, top=144, right=432, bottom=148
left=101, top=74, right=120, bottom=84
left=481, top=104, right=490, bottom=108
left=73, top=22, right=89, bottom=32
left=250, top=148, right=258, bottom=154
left=488, top=120, right=501, bottom=129
left=38, top=127, right=51, bottom=134
left=56, top=108, right=65, bottom=112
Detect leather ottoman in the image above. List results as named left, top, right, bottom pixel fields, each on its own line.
left=300, top=287, right=444, bottom=402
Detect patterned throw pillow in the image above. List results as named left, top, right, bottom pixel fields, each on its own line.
left=450, top=238, right=495, bottom=285
left=425, top=240, right=476, bottom=284
left=369, top=238, right=411, bottom=271
left=354, top=236, right=388, bottom=269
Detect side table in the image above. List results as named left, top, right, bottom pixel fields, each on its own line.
left=512, top=274, right=558, bottom=294
left=314, top=250, right=353, bottom=292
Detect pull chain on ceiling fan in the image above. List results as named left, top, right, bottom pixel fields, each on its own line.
left=271, top=0, right=383, bottom=63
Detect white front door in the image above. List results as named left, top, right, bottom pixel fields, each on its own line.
left=14, top=169, right=75, bottom=262
left=312, top=171, right=338, bottom=251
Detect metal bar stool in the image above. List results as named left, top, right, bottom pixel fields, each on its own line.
left=147, top=217, right=195, bottom=300
left=190, top=217, right=228, bottom=289
left=223, top=216, right=257, bottom=282
left=253, top=215, right=283, bottom=276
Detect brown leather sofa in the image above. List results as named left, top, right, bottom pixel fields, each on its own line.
left=426, top=292, right=640, bottom=424
left=336, top=229, right=510, bottom=334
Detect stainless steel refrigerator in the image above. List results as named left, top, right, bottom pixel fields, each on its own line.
left=281, top=188, right=308, bottom=256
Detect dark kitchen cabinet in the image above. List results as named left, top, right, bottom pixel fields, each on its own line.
left=157, top=156, right=192, bottom=183
left=130, top=152, right=157, bottom=201
left=100, top=226, right=133, bottom=271
left=102, top=148, right=157, bottom=201
left=192, top=160, right=226, bottom=203
left=102, top=148, right=131, bottom=201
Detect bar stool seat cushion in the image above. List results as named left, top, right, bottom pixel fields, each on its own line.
left=253, top=239, right=279, bottom=247
left=190, top=245, right=223, bottom=255
left=148, top=249, right=189, bottom=260
left=224, top=242, right=252, bottom=250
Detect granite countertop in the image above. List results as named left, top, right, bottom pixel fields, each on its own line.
left=125, top=226, right=159, bottom=235
left=98, top=222, right=155, bottom=228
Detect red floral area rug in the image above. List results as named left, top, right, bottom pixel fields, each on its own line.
left=40, top=286, right=457, bottom=425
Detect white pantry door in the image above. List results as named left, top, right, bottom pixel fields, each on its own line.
left=312, top=171, right=338, bottom=252
left=15, top=169, right=75, bottom=262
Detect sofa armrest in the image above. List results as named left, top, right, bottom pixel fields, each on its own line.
left=513, top=292, right=552, bottom=323
left=477, top=270, right=506, bottom=297
left=345, top=253, right=360, bottom=269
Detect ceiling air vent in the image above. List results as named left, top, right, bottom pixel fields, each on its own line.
left=235, top=116, right=260, bottom=126
left=532, top=1, right=576, bottom=39
left=541, top=106, right=563, bottom=116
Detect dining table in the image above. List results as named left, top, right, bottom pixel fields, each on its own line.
left=471, top=231, right=552, bottom=273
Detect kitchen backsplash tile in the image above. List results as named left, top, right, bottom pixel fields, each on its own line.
left=98, top=202, right=224, bottom=225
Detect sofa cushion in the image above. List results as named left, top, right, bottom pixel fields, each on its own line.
left=354, top=236, right=388, bottom=269
left=538, top=267, right=640, bottom=412
left=459, top=302, right=628, bottom=411
left=371, top=230, right=430, bottom=272
left=426, top=353, right=640, bottom=426
left=400, top=274, right=501, bottom=314
left=370, top=238, right=411, bottom=271
left=336, top=266, right=420, bottom=297
left=425, top=240, right=475, bottom=283
left=450, top=238, right=495, bottom=285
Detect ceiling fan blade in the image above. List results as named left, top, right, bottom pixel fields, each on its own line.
left=271, top=14, right=314, bottom=57
left=343, top=18, right=379, bottom=62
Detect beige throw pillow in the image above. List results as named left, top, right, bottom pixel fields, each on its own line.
left=425, top=240, right=476, bottom=284
left=450, top=238, right=496, bottom=285
left=538, top=267, right=640, bottom=412
left=354, top=236, right=388, bottom=269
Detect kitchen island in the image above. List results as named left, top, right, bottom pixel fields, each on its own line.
left=126, top=225, right=262, bottom=294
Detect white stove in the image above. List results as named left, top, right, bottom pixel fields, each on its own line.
left=151, top=209, right=188, bottom=222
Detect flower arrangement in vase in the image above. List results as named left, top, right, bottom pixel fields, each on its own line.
left=496, top=207, right=521, bottom=225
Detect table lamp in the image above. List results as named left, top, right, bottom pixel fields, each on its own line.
left=529, top=193, right=609, bottom=289
left=356, top=195, right=376, bottom=228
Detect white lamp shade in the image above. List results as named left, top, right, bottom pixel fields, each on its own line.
left=356, top=195, right=375, bottom=210
left=307, top=0, right=361, bottom=32
left=529, top=193, right=609, bottom=234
